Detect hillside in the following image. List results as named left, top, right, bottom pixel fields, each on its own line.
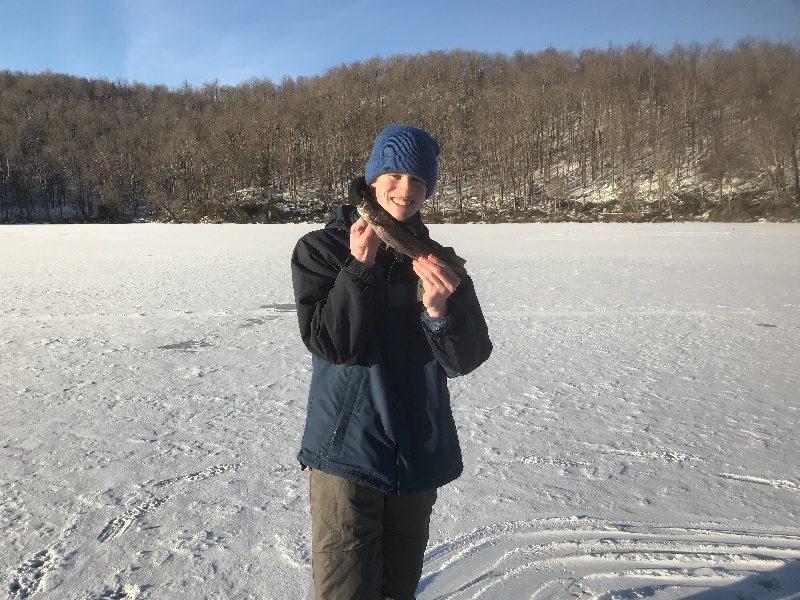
left=2, top=41, right=799, bottom=224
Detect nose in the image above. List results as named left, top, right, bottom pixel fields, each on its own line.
left=396, top=175, right=412, bottom=193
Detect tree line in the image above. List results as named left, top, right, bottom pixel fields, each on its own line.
left=1, top=39, right=798, bottom=223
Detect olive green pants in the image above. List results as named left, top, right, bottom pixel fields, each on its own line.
left=309, top=469, right=437, bottom=600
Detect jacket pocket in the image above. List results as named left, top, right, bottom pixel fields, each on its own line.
left=323, top=366, right=365, bottom=458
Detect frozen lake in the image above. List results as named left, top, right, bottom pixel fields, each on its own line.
left=1, top=222, right=799, bottom=599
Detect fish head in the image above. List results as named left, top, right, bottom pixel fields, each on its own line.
left=356, top=199, right=378, bottom=223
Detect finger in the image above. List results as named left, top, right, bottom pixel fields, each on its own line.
left=412, top=261, right=437, bottom=289
left=424, top=254, right=447, bottom=267
left=413, top=261, right=458, bottom=294
left=432, top=256, right=460, bottom=284
left=352, top=219, right=375, bottom=241
left=413, top=261, right=438, bottom=283
left=416, top=256, right=461, bottom=289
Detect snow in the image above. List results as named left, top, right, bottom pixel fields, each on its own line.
left=1, top=222, right=799, bottom=600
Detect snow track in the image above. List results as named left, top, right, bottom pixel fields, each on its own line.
left=419, top=517, right=800, bottom=599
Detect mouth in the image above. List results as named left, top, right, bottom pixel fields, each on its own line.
left=389, top=197, right=414, bottom=207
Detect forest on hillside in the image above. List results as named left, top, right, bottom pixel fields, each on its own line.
left=1, top=39, right=798, bottom=223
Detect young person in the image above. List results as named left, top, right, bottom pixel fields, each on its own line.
left=291, top=124, right=492, bottom=599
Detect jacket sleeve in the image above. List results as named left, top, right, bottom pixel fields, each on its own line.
left=291, top=230, right=382, bottom=366
left=421, top=274, right=492, bottom=375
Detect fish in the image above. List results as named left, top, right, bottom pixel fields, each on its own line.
left=352, top=178, right=467, bottom=275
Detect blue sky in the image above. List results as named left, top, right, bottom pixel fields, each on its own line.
left=2, top=0, right=799, bottom=89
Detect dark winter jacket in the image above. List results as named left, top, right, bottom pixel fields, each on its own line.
left=291, top=198, right=492, bottom=494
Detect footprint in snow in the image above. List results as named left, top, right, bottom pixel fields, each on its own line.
left=8, top=548, right=57, bottom=600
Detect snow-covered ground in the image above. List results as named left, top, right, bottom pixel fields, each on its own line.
left=1, top=222, right=799, bottom=600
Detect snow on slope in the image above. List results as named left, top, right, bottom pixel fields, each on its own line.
left=1, top=223, right=798, bottom=599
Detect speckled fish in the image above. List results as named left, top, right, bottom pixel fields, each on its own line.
left=354, top=180, right=467, bottom=275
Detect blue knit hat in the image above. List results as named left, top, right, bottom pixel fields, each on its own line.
left=365, top=124, right=440, bottom=198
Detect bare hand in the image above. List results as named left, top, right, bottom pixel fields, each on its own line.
left=412, top=255, right=461, bottom=317
left=350, top=217, right=381, bottom=268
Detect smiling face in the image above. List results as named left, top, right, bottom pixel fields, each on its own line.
left=371, top=173, right=427, bottom=222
